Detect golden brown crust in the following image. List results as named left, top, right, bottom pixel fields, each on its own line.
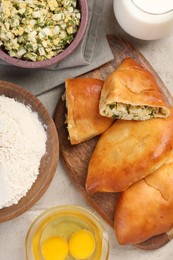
left=85, top=109, right=173, bottom=194
left=66, top=78, right=114, bottom=145
left=99, top=58, right=170, bottom=119
left=114, top=151, right=173, bottom=245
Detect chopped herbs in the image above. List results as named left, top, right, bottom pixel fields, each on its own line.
left=104, top=102, right=167, bottom=120
left=109, top=104, right=115, bottom=110
left=0, top=0, right=81, bottom=61
left=111, top=115, right=120, bottom=119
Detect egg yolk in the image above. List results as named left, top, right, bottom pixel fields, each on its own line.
left=41, top=236, right=68, bottom=260
left=69, top=229, right=96, bottom=259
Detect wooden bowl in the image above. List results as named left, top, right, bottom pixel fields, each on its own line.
left=0, top=80, right=59, bottom=223
left=0, top=0, right=88, bottom=68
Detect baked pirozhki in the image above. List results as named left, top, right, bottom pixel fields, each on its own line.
left=85, top=109, right=173, bottom=194
left=114, top=151, right=173, bottom=245
left=65, top=78, right=114, bottom=145
left=99, top=58, right=170, bottom=120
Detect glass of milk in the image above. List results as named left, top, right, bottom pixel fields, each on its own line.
left=113, top=0, right=173, bottom=40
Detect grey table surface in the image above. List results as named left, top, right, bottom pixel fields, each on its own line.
left=0, top=1, right=173, bottom=259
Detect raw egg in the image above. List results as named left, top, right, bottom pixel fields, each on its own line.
left=69, top=229, right=96, bottom=259
left=41, top=236, right=68, bottom=260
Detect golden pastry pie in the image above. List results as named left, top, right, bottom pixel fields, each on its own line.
left=114, top=151, right=173, bottom=244
left=85, top=109, right=173, bottom=194
left=99, top=58, right=170, bottom=120
left=65, top=78, right=114, bottom=145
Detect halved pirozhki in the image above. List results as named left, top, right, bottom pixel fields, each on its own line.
left=99, top=58, right=170, bottom=120
left=65, top=78, right=114, bottom=145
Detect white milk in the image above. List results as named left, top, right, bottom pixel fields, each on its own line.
left=113, top=0, right=173, bottom=40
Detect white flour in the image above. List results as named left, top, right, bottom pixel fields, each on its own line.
left=0, top=96, right=47, bottom=209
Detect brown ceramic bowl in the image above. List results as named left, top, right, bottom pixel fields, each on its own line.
left=0, top=80, right=59, bottom=222
left=0, top=0, right=88, bottom=68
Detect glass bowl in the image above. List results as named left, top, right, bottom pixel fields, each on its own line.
left=26, top=205, right=109, bottom=260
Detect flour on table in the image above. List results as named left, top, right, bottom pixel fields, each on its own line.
left=0, top=96, right=47, bottom=209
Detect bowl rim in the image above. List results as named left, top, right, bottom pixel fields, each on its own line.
left=0, top=80, right=59, bottom=222
left=0, top=0, right=89, bottom=68
left=26, top=205, right=108, bottom=232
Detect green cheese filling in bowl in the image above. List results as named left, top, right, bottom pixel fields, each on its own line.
left=0, top=0, right=88, bottom=68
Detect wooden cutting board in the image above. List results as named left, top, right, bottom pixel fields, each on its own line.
left=54, top=35, right=173, bottom=250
